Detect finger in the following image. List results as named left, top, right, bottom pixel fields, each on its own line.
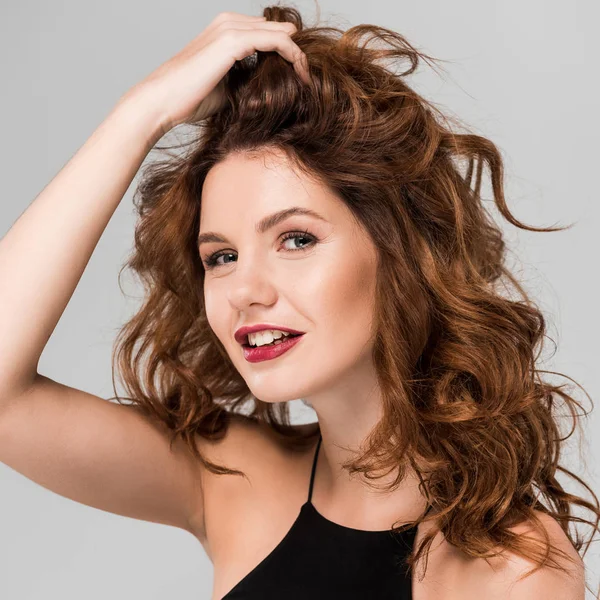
left=205, top=19, right=297, bottom=45
left=193, top=13, right=267, bottom=45
left=193, top=19, right=296, bottom=59
left=207, top=12, right=267, bottom=35
left=228, top=29, right=310, bottom=83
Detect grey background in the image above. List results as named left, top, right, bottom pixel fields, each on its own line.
left=1, top=0, right=598, bottom=598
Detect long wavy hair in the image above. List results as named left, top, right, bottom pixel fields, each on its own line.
left=108, top=4, right=599, bottom=594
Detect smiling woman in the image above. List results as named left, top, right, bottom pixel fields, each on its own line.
left=103, top=4, right=600, bottom=596
left=0, top=3, right=596, bottom=600
left=106, top=5, right=597, bottom=599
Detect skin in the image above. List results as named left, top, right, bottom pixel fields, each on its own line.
left=197, top=147, right=585, bottom=599
left=199, top=147, right=430, bottom=529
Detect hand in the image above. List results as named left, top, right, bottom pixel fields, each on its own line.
left=121, top=11, right=310, bottom=137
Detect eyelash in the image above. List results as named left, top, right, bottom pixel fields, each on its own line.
left=202, top=229, right=318, bottom=270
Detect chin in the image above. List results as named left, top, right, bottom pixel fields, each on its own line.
left=244, top=382, right=305, bottom=404
left=252, top=392, right=300, bottom=404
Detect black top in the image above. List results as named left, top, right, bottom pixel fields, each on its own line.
left=221, top=433, right=432, bottom=599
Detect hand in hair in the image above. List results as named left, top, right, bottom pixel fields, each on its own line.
left=121, top=11, right=310, bottom=136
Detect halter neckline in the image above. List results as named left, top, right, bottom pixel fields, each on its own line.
left=306, top=431, right=433, bottom=530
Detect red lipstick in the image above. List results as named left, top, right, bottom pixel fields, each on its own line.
left=242, top=332, right=304, bottom=363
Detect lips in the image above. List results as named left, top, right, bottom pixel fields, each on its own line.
left=242, top=332, right=305, bottom=363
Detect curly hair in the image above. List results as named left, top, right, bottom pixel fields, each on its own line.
left=107, top=4, right=599, bottom=594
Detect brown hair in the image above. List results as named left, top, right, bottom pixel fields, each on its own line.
left=108, top=4, right=599, bottom=594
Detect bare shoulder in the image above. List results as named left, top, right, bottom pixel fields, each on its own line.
left=193, top=413, right=318, bottom=477
left=189, top=414, right=319, bottom=560
left=457, top=510, right=585, bottom=599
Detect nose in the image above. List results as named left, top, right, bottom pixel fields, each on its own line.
left=226, top=258, right=278, bottom=311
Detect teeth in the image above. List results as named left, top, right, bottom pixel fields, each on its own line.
left=248, top=329, right=292, bottom=347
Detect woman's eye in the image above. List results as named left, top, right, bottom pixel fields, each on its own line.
left=202, top=230, right=317, bottom=270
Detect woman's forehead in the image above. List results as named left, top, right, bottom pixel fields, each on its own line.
left=199, top=152, right=342, bottom=229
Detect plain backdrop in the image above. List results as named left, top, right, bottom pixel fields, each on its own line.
left=1, top=0, right=598, bottom=598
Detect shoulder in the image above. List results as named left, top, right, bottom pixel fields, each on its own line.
left=194, top=413, right=318, bottom=472
left=190, top=413, right=319, bottom=555
left=459, top=510, right=585, bottom=600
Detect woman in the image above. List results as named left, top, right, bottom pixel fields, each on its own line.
left=0, top=5, right=596, bottom=599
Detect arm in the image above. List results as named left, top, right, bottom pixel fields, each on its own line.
left=0, top=100, right=207, bottom=533
left=0, top=98, right=162, bottom=401
left=0, top=10, right=309, bottom=538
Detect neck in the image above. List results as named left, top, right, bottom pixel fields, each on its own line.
left=304, top=363, right=429, bottom=527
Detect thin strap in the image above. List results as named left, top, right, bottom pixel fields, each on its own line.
left=306, top=433, right=433, bottom=518
left=307, top=432, right=322, bottom=503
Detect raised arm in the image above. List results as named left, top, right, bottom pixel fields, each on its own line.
left=0, top=11, right=309, bottom=538
left=0, top=99, right=162, bottom=401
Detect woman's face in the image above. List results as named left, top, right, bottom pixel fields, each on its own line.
left=198, top=148, right=379, bottom=404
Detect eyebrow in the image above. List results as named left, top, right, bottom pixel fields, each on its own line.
left=197, top=206, right=328, bottom=246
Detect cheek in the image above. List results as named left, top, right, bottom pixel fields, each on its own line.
left=203, top=286, right=227, bottom=341
left=308, top=252, right=377, bottom=341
